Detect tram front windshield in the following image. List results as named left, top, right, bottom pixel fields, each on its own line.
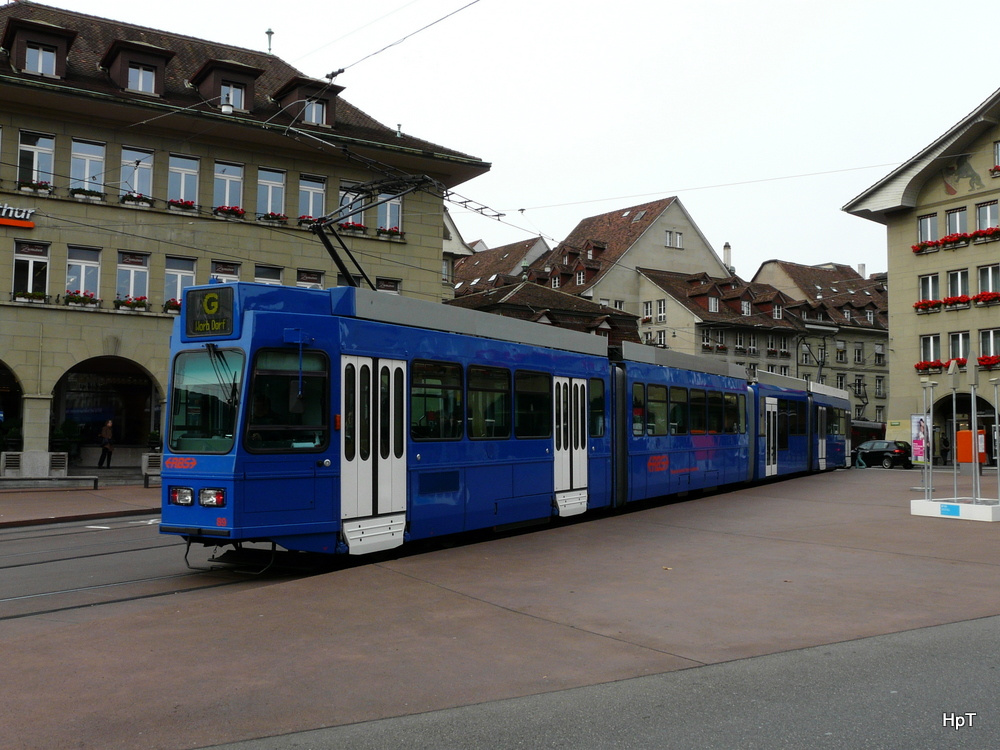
left=169, top=348, right=245, bottom=453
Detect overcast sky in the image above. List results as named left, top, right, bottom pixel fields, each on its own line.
left=41, top=0, right=1000, bottom=278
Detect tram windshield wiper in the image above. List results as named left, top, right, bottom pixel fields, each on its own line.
left=206, top=343, right=240, bottom=410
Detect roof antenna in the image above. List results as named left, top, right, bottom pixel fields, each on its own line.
left=266, top=28, right=273, bottom=53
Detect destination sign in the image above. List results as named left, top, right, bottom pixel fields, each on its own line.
left=186, top=286, right=234, bottom=337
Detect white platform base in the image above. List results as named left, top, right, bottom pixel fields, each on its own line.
left=555, top=489, right=588, bottom=517
left=911, top=499, right=1000, bottom=522
left=343, top=513, right=406, bottom=554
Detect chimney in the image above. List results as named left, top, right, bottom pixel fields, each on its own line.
left=858, top=262, right=866, bottom=279
left=723, top=242, right=732, bottom=270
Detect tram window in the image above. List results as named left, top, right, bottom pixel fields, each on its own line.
left=723, top=393, right=740, bottom=433
left=737, top=393, right=747, bottom=433
left=393, top=367, right=405, bottom=458
left=588, top=378, right=605, bottom=437
left=411, top=360, right=463, bottom=441
left=777, top=398, right=789, bottom=450
left=707, top=391, right=724, bottom=434
left=380, top=366, right=391, bottom=459
left=689, top=389, right=707, bottom=434
left=797, top=401, right=808, bottom=435
left=344, top=364, right=356, bottom=461
left=468, top=365, right=511, bottom=440
left=647, top=384, right=668, bottom=436
left=359, top=364, right=371, bottom=460
left=245, top=349, right=329, bottom=452
left=169, top=348, right=245, bottom=454
left=669, top=387, right=688, bottom=435
left=631, top=383, right=645, bottom=436
left=514, top=371, right=551, bottom=438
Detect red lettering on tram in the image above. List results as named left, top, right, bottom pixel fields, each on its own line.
left=647, top=455, right=669, bottom=472
left=165, top=457, right=197, bottom=469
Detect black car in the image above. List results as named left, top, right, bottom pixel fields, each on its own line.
left=852, top=440, right=913, bottom=469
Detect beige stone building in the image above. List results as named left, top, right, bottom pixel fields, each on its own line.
left=845, top=86, right=1000, bottom=460
left=0, top=2, right=487, bottom=472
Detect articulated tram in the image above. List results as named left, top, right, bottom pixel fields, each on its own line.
left=159, top=282, right=849, bottom=558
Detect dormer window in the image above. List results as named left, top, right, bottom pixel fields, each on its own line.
left=100, top=39, right=174, bottom=97
left=190, top=59, right=263, bottom=112
left=26, top=43, right=56, bottom=75
left=708, top=296, right=719, bottom=312
left=773, top=304, right=783, bottom=320
left=741, top=300, right=751, bottom=316
left=576, top=270, right=585, bottom=285
left=2, top=18, right=77, bottom=79
left=128, top=63, right=156, bottom=93
left=303, top=99, right=326, bottom=125
left=221, top=82, right=246, bottom=110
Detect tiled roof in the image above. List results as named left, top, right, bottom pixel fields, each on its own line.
left=453, top=238, right=540, bottom=285
left=530, top=197, right=676, bottom=294
left=0, top=2, right=484, bottom=164
left=758, top=260, right=887, bottom=310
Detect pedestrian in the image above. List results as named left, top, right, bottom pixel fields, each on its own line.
left=97, top=419, right=114, bottom=468
left=940, top=432, right=951, bottom=466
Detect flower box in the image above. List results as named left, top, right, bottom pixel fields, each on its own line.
left=64, top=290, right=101, bottom=306
left=376, top=226, right=405, bottom=239
left=164, top=299, right=181, bottom=314
left=213, top=205, right=246, bottom=219
left=778, top=350, right=791, bottom=358
left=913, top=299, right=943, bottom=312
left=114, top=296, right=149, bottom=311
left=337, top=222, right=367, bottom=233
left=257, top=212, right=288, bottom=223
left=914, top=360, right=945, bottom=373
left=640, top=316, right=652, bottom=324
left=715, top=345, right=728, bottom=352
left=18, top=180, right=52, bottom=194
left=298, top=215, right=317, bottom=227
left=168, top=200, right=196, bottom=211
left=973, top=291, right=1000, bottom=306
left=70, top=188, right=104, bottom=201
left=14, top=292, right=46, bottom=303
left=990, top=166, right=1000, bottom=178
left=120, top=193, right=154, bottom=207
left=978, top=355, right=1000, bottom=370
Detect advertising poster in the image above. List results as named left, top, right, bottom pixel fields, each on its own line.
left=911, top=413, right=930, bottom=464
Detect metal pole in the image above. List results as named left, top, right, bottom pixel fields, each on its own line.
left=920, top=377, right=929, bottom=500
left=928, top=380, right=937, bottom=501
left=971, top=381, right=980, bottom=504
left=991, top=377, right=1000, bottom=503
left=952, top=385, right=959, bottom=500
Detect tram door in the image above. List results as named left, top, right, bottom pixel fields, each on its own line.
left=764, top=397, right=778, bottom=477
left=340, top=356, right=407, bottom=554
left=553, top=377, right=588, bottom=516
left=816, top=405, right=828, bottom=470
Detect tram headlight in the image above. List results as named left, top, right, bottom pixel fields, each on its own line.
left=199, top=488, right=226, bottom=508
left=170, top=487, right=194, bottom=506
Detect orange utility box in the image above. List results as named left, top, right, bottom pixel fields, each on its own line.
left=955, top=429, right=986, bottom=463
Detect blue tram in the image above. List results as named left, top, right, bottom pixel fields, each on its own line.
left=159, top=282, right=849, bottom=557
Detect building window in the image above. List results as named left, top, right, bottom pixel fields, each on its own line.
left=767, top=365, right=776, bottom=373
left=920, top=334, right=941, bottom=362
left=875, top=406, right=884, bottom=422
left=836, top=373, right=846, bottom=390
left=70, top=140, right=105, bottom=192
left=779, top=365, right=789, bottom=376
left=918, top=273, right=939, bottom=300
left=257, top=168, right=286, bottom=216
left=116, top=252, right=148, bottom=299
left=120, top=147, right=153, bottom=196
left=947, top=269, right=969, bottom=298
left=18, top=131, right=54, bottom=185
left=773, top=304, right=783, bottom=320
left=338, top=183, right=364, bottom=223
left=14, top=241, right=48, bottom=296
left=702, top=330, right=712, bottom=346
left=168, top=155, right=199, bottom=203
left=211, top=261, right=240, bottom=282
left=875, top=377, right=885, bottom=398
left=835, top=340, right=847, bottom=363
left=708, top=296, right=719, bottom=312
left=642, top=301, right=652, bottom=319
left=66, top=246, right=100, bottom=297
left=918, top=214, right=938, bottom=243
left=945, top=207, right=967, bottom=235
left=949, top=331, right=969, bottom=360
left=221, top=82, right=245, bottom=110
left=748, top=333, right=758, bottom=350
left=303, top=100, right=326, bottom=125
left=866, top=310, right=875, bottom=324
left=613, top=300, right=625, bottom=310
left=657, top=299, right=666, bottom=322
left=741, top=300, right=751, bottom=316
left=977, top=200, right=998, bottom=230
left=874, top=344, right=885, bottom=366
left=599, top=298, right=610, bottom=307
left=297, top=269, right=324, bottom=289
left=981, top=328, right=1000, bottom=356
left=255, top=265, right=282, bottom=285
left=576, top=270, right=585, bottom=285
left=214, top=162, right=243, bottom=208
left=25, top=43, right=57, bottom=75
left=656, top=330, right=666, bottom=346
left=843, top=309, right=851, bottom=322
left=378, top=193, right=402, bottom=231
left=441, top=258, right=453, bottom=283
left=748, top=363, right=758, bottom=376
left=675, top=232, right=683, bottom=249
left=551, top=277, right=560, bottom=289
left=165, top=257, right=196, bottom=300
left=299, top=175, right=325, bottom=218
left=127, top=63, right=156, bottom=93
left=855, top=405, right=866, bottom=419
left=714, top=330, right=725, bottom=345
left=665, top=230, right=673, bottom=247
left=854, top=344, right=864, bottom=364
left=980, top=264, right=1000, bottom=293
left=779, top=335, right=789, bottom=351
left=735, top=331, right=745, bottom=348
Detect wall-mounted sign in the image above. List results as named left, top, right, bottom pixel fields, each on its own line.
left=0, top=204, right=37, bottom=228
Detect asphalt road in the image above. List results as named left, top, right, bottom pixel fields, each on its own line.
left=204, top=615, right=999, bottom=750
